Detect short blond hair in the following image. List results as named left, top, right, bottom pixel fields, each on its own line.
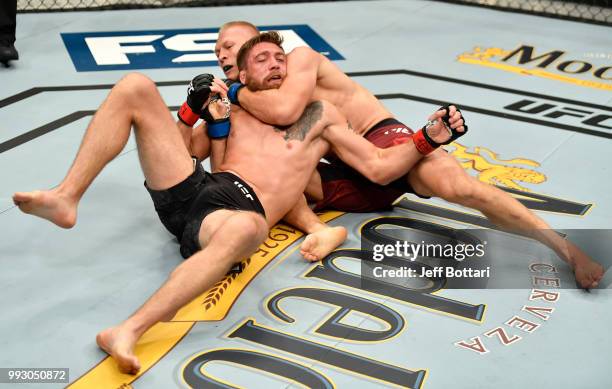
left=219, top=21, right=259, bottom=35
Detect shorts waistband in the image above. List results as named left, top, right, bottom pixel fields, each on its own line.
left=364, top=118, right=403, bottom=136
left=214, top=171, right=267, bottom=218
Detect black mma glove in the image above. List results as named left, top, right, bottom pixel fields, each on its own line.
left=177, top=74, right=215, bottom=126
left=413, top=105, right=469, bottom=155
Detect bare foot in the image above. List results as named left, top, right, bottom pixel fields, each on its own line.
left=567, top=243, right=605, bottom=289
left=300, top=226, right=347, bottom=262
left=96, top=326, right=141, bottom=375
left=12, top=189, right=77, bottom=228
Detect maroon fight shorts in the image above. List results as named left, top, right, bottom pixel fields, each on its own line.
left=314, top=118, right=424, bottom=213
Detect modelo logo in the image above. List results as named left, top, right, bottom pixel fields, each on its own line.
left=458, top=45, right=612, bottom=90
left=61, top=25, right=344, bottom=72
left=503, top=45, right=610, bottom=79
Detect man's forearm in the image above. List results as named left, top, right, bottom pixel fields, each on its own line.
left=240, top=88, right=300, bottom=126
left=339, top=141, right=424, bottom=186
left=322, top=119, right=425, bottom=185
left=375, top=142, right=425, bottom=184
left=210, top=139, right=227, bottom=173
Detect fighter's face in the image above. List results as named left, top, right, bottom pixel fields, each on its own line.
left=239, top=42, right=287, bottom=91
left=215, top=25, right=258, bottom=80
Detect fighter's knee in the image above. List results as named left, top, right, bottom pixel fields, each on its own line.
left=120, top=72, right=153, bottom=86
left=431, top=162, right=477, bottom=202
left=235, top=213, right=267, bottom=242
left=117, top=72, right=157, bottom=99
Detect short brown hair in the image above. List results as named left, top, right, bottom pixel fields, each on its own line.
left=237, top=31, right=284, bottom=70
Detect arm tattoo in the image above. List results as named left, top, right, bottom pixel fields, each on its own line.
left=283, top=101, right=323, bottom=141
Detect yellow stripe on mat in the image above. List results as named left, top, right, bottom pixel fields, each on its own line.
left=68, top=211, right=344, bottom=388
left=458, top=57, right=612, bottom=91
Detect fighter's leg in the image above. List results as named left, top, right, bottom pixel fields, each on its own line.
left=407, top=150, right=544, bottom=228
left=96, top=209, right=268, bottom=374
left=279, top=102, right=354, bottom=260
left=13, top=73, right=193, bottom=228
left=304, top=170, right=324, bottom=202
left=189, top=122, right=211, bottom=161
left=407, top=150, right=603, bottom=288
left=283, top=195, right=326, bottom=234
left=282, top=195, right=347, bottom=262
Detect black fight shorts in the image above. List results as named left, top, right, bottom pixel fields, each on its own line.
left=145, top=163, right=266, bottom=259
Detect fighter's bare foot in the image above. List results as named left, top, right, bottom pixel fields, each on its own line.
left=567, top=242, right=605, bottom=289
left=12, top=189, right=77, bottom=228
left=96, top=326, right=141, bottom=375
left=300, top=226, right=347, bottom=262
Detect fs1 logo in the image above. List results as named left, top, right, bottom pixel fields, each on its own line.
left=61, top=24, right=344, bottom=72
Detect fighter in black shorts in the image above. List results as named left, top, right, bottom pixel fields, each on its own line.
left=147, top=161, right=265, bottom=259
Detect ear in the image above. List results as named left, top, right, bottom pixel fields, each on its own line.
left=239, top=70, right=247, bottom=84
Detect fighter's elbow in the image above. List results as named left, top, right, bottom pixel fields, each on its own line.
left=371, top=172, right=393, bottom=186
left=274, top=106, right=301, bottom=126
left=363, top=159, right=391, bottom=186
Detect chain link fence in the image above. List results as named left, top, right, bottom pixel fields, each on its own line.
left=16, top=0, right=612, bottom=26
left=435, top=0, right=611, bottom=25
left=16, top=0, right=339, bottom=12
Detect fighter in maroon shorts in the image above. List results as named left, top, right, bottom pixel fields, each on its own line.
left=315, top=118, right=424, bottom=212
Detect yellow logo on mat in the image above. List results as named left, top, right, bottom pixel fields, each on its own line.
left=458, top=45, right=612, bottom=91
left=68, top=212, right=344, bottom=389
left=450, top=142, right=546, bottom=192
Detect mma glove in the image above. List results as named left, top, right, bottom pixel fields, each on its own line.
left=412, top=105, right=469, bottom=155
left=177, top=74, right=215, bottom=127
